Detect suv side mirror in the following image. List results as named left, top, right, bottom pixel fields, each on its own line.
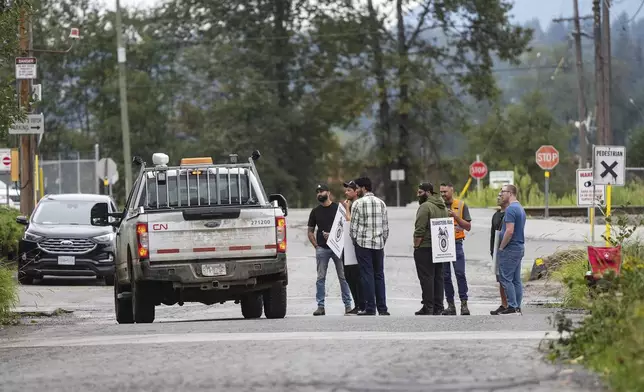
left=268, top=194, right=288, bottom=217
left=16, top=216, right=28, bottom=225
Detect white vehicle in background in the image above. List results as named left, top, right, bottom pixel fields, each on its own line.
left=90, top=151, right=289, bottom=324
left=0, top=180, right=21, bottom=210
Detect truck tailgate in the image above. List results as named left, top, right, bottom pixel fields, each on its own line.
left=147, top=207, right=278, bottom=262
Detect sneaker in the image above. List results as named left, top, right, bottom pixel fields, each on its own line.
left=313, top=307, right=325, bottom=316
left=441, top=302, right=457, bottom=316
left=344, top=306, right=355, bottom=315
left=460, top=300, right=470, bottom=316
left=345, top=307, right=359, bottom=315
left=357, top=310, right=376, bottom=316
left=499, top=306, right=520, bottom=315
left=415, top=306, right=432, bottom=316
left=378, top=310, right=390, bottom=316
left=490, top=305, right=506, bottom=315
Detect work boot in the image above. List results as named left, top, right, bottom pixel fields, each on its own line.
left=313, top=307, right=325, bottom=316
left=441, top=302, right=457, bottom=316
left=460, top=300, right=471, bottom=316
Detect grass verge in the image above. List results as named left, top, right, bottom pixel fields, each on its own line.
left=0, top=265, right=18, bottom=324
left=546, top=214, right=644, bottom=392
left=0, top=206, right=23, bottom=324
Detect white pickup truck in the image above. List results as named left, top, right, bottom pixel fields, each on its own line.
left=90, top=151, right=289, bottom=323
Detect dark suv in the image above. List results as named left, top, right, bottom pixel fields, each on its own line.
left=16, top=194, right=119, bottom=285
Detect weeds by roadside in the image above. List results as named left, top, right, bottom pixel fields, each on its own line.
left=546, top=211, right=644, bottom=392
left=0, top=206, right=24, bottom=324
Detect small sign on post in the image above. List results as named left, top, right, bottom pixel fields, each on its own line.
left=469, top=161, right=488, bottom=180
left=576, top=169, right=605, bottom=207
left=535, top=145, right=559, bottom=218
left=0, top=149, right=11, bottom=173
left=15, top=57, right=37, bottom=79
left=9, top=113, right=45, bottom=135
left=390, top=169, right=405, bottom=207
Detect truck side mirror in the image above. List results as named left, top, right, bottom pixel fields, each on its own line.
left=90, top=202, right=110, bottom=226
left=269, top=194, right=288, bottom=217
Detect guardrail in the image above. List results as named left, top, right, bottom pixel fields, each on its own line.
left=521, top=205, right=644, bottom=218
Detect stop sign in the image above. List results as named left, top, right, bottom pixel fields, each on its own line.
left=535, top=145, right=560, bottom=170
left=469, top=161, right=488, bottom=179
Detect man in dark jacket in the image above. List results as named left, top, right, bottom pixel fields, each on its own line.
left=490, top=192, right=508, bottom=315
left=413, top=182, right=449, bottom=315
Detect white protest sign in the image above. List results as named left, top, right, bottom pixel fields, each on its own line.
left=430, top=217, right=457, bottom=263
left=492, top=230, right=501, bottom=275
left=343, top=229, right=358, bottom=265
left=327, top=203, right=346, bottom=259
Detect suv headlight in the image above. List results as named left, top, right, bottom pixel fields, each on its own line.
left=93, top=233, right=116, bottom=243
left=23, top=232, right=43, bottom=242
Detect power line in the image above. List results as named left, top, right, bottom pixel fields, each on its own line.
left=629, top=0, right=644, bottom=24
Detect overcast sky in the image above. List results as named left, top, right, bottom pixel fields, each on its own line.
left=105, top=0, right=644, bottom=28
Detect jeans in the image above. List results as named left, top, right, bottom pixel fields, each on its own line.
left=344, top=263, right=363, bottom=311
left=498, top=248, right=524, bottom=309
left=354, top=244, right=387, bottom=313
left=443, top=241, right=468, bottom=302
left=316, top=247, right=352, bottom=308
left=413, top=247, right=444, bottom=313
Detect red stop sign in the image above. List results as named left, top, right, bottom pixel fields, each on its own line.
left=535, top=145, right=559, bottom=170
left=469, top=161, right=488, bottom=179
left=2, top=156, right=10, bottom=167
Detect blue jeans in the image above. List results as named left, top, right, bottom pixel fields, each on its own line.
left=443, top=241, right=468, bottom=302
left=498, top=248, right=524, bottom=309
left=316, top=247, right=352, bottom=308
left=354, top=244, right=387, bottom=313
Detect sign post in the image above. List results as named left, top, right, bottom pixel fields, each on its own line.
left=593, top=145, right=626, bottom=246
left=390, top=169, right=405, bottom=207
left=535, top=145, right=560, bottom=218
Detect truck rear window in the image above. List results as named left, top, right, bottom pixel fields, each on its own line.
left=139, top=170, right=257, bottom=208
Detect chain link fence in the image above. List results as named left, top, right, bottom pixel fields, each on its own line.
left=40, top=147, right=100, bottom=195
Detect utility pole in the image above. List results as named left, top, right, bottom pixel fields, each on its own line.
left=18, top=6, right=35, bottom=216
left=552, top=1, right=593, bottom=168
left=593, top=0, right=604, bottom=146
left=602, top=0, right=612, bottom=145
left=115, top=0, right=133, bottom=195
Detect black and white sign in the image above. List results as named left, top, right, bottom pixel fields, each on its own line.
left=430, top=218, right=456, bottom=263
left=593, top=145, right=626, bottom=186
left=576, top=168, right=605, bottom=207
left=327, top=203, right=347, bottom=259
left=9, top=113, right=45, bottom=135
left=15, top=57, right=37, bottom=79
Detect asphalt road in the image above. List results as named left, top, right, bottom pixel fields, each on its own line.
left=0, top=206, right=607, bottom=392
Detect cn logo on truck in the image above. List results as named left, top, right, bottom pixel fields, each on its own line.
left=152, top=223, right=168, bottom=231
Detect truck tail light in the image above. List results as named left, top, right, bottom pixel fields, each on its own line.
left=136, top=223, right=149, bottom=259
left=276, top=217, right=286, bottom=253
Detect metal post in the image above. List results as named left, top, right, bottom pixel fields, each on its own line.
left=544, top=170, right=550, bottom=218
left=115, top=0, right=133, bottom=195
left=94, top=143, right=100, bottom=194
left=396, top=180, right=400, bottom=207
left=76, top=151, right=81, bottom=193
left=18, top=7, right=35, bottom=216
left=57, top=153, right=62, bottom=194
left=476, top=154, right=481, bottom=191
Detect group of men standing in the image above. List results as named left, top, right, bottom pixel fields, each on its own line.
left=307, top=177, right=526, bottom=316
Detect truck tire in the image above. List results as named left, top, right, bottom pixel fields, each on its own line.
left=241, top=292, right=263, bottom=319
left=133, top=280, right=155, bottom=323
left=18, top=271, right=34, bottom=285
left=263, top=285, right=287, bottom=319
left=114, top=274, right=134, bottom=324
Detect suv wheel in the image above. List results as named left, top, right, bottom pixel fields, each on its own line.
left=241, top=292, right=263, bottom=319
left=263, top=285, right=287, bottom=319
left=18, top=271, right=34, bottom=285
left=132, top=280, right=155, bottom=323
left=114, top=274, right=134, bottom=324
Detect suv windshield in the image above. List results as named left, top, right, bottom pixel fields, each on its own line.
left=32, top=200, right=96, bottom=225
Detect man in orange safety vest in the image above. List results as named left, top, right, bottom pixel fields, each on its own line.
left=439, top=182, right=472, bottom=316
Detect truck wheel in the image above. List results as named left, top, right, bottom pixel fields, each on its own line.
left=263, top=285, right=287, bottom=319
left=114, top=275, right=134, bottom=324
left=132, top=281, right=155, bottom=323
left=241, top=292, right=263, bottom=319
left=18, top=271, right=34, bottom=285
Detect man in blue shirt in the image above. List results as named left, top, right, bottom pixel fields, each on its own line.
left=496, top=184, right=526, bottom=315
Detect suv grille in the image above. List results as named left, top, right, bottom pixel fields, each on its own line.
left=38, top=238, right=96, bottom=254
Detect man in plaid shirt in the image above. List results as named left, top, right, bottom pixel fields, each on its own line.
left=349, top=177, right=390, bottom=316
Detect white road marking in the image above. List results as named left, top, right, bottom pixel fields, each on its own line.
left=1, top=330, right=566, bottom=348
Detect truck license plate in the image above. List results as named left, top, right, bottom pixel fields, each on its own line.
left=202, top=263, right=226, bottom=277
left=58, top=256, right=75, bottom=265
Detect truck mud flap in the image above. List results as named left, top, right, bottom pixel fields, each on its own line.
left=182, top=207, right=242, bottom=221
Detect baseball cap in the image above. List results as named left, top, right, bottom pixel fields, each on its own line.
left=316, top=183, right=329, bottom=192
left=343, top=180, right=357, bottom=190
left=418, top=182, right=434, bottom=194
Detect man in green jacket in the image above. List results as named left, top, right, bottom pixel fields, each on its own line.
left=413, top=182, right=449, bottom=315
